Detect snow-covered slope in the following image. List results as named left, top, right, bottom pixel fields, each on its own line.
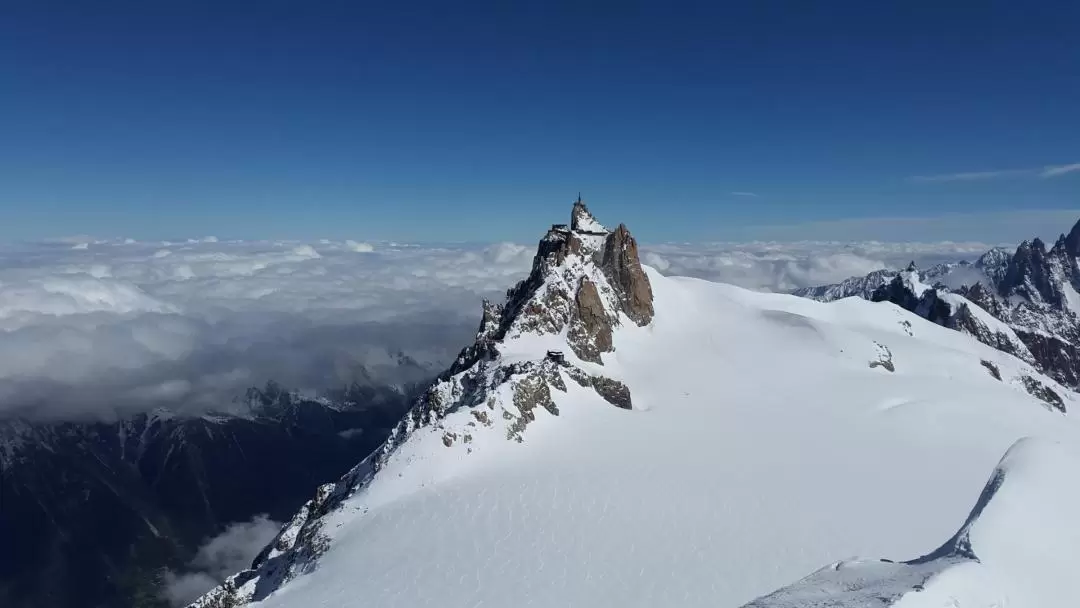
left=799, top=222, right=1080, bottom=393
left=742, top=437, right=1080, bottom=607
left=193, top=202, right=1080, bottom=608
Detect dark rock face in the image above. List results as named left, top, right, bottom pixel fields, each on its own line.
left=1013, top=330, right=1080, bottom=388
left=589, top=377, right=633, bottom=410
left=981, top=360, right=1002, bottom=381
left=1021, top=375, right=1066, bottom=412
left=1001, top=239, right=1061, bottom=305
left=871, top=275, right=921, bottom=310
left=0, top=383, right=416, bottom=608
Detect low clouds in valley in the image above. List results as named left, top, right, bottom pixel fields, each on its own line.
left=162, top=515, right=281, bottom=607
left=0, top=235, right=1000, bottom=419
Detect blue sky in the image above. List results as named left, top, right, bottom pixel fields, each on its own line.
left=1, top=1, right=1078, bottom=243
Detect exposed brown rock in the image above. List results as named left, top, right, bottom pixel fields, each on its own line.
left=568, top=277, right=613, bottom=363
left=601, top=224, right=654, bottom=326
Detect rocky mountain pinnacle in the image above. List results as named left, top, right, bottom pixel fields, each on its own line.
left=471, top=197, right=653, bottom=363
left=188, top=198, right=656, bottom=608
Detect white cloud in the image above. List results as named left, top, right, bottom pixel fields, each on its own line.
left=910, top=162, right=1080, bottom=182
left=0, top=232, right=1028, bottom=419
left=908, top=169, right=1032, bottom=182
left=640, top=240, right=997, bottom=292
left=730, top=191, right=759, bottom=197
left=734, top=209, right=1080, bottom=243
left=345, top=240, right=375, bottom=253
left=0, top=238, right=538, bottom=418
left=163, top=515, right=280, bottom=607
left=1042, top=162, right=1080, bottom=178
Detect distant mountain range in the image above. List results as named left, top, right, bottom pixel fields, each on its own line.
left=0, top=379, right=422, bottom=608
left=794, top=218, right=1080, bottom=395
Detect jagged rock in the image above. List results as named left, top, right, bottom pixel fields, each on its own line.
left=871, top=275, right=922, bottom=310
left=1062, top=218, right=1080, bottom=258
left=601, top=224, right=655, bottom=326
left=1001, top=239, right=1060, bottom=305
left=980, top=360, right=1002, bottom=381
left=508, top=374, right=557, bottom=440
left=1021, top=375, right=1066, bottom=412
left=590, top=377, right=633, bottom=409
left=1013, top=330, right=1080, bottom=388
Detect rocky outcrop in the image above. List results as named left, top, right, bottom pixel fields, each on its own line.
left=1001, top=239, right=1061, bottom=305
left=568, top=277, right=614, bottom=362
left=1021, top=375, right=1066, bottom=412
left=455, top=198, right=653, bottom=367
left=589, top=376, right=633, bottom=410
left=601, top=224, right=655, bottom=325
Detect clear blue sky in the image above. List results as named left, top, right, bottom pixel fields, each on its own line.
left=1, top=1, right=1078, bottom=243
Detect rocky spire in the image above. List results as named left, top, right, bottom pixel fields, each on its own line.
left=459, top=197, right=654, bottom=365
left=1001, top=238, right=1060, bottom=305
left=1062, top=218, right=1080, bottom=258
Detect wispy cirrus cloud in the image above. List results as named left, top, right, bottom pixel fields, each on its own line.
left=910, top=161, right=1080, bottom=183
left=730, top=191, right=760, bottom=197
left=1041, top=162, right=1080, bottom=178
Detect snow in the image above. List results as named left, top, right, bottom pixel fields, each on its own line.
left=742, top=438, right=1080, bottom=607
left=574, top=213, right=607, bottom=234
left=206, top=268, right=1079, bottom=608
left=938, top=291, right=1035, bottom=361
left=1060, top=280, right=1080, bottom=319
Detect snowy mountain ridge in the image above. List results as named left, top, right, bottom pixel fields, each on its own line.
left=796, top=219, right=1080, bottom=394
left=192, top=201, right=1080, bottom=608
left=190, top=199, right=659, bottom=606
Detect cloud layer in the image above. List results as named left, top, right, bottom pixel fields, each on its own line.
left=641, top=240, right=997, bottom=292
left=0, top=238, right=536, bottom=418
left=0, top=235, right=1000, bottom=419
left=162, top=515, right=281, bottom=607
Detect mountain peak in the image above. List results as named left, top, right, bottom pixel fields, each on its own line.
left=570, top=196, right=608, bottom=234
left=484, top=197, right=653, bottom=363
left=1062, top=217, right=1080, bottom=257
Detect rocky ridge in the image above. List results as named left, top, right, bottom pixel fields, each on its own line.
left=797, top=218, right=1080, bottom=407
left=189, top=199, right=656, bottom=607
